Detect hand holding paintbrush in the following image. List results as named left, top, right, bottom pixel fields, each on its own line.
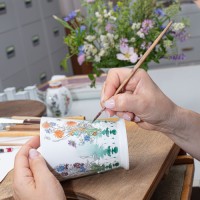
left=92, top=21, right=173, bottom=122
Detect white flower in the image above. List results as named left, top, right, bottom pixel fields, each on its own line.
left=163, top=40, right=173, bottom=48
left=110, top=16, right=116, bottom=21
left=86, top=55, right=91, bottom=59
left=103, top=42, right=110, bottom=49
left=99, top=49, right=106, bottom=57
left=86, top=35, right=96, bottom=42
left=132, top=23, right=141, bottom=30
left=95, top=12, right=101, bottom=18
left=117, top=45, right=138, bottom=63
left=172, top=23, right=185, bottom=31
left=114, top=35, right=119, bottom=40
left=137, top=31, right=145, bottom=38
left=94, top=55, right=101, bottom=62
left=130, top=37, right=136, bottom=42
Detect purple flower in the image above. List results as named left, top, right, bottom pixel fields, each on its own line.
left=113, top=5, right=119, bottom=12
left=120, top=38, right=128, bottom=47
left=80, top=25, right=86, bottom=31
left=78, top=45, right=84, bottom=54
left=170, top=53, right=186, bottom=61
left=86, top=0, right=95, bottom=3
left=154, top=8, right=165, bottom=16
left=105, top=23, right=114, bottom=33
left=142, top=19, right=154, bottom=31
left=64, top=11, right=77, bottom=22
left=77, top=53, right=85, bottom=65
left=172, top=30, right=189, bottom=42
left=76, top=25, right=86, bottom=35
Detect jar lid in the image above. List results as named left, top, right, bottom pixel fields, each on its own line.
left=49, top=82, right=62, bottom=88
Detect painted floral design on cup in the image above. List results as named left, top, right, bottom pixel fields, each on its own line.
left=40, top=117, right=129, bottom=180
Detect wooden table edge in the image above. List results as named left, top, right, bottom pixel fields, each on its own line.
left=145, top=143, right=180, bottom=200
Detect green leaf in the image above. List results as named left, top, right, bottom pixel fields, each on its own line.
left=53, top=15, right=74, bottom=32
left=60, top=57, right=68, bottom=72
left=88, top=73, right=95, bottom=81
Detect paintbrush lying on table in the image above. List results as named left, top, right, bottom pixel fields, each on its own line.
left=92, top=21, right=173, bottom=123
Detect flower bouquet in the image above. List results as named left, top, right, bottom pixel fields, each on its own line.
left=54, top=0, right=189, bottom=87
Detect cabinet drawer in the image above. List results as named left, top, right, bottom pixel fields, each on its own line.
left=28, top=57, right=53, bottom=85
left=21, top=21, right=48, bottom=65
left=0, top=30, right=25, bottom=79
left=14, top=0, right=40, bottom=26
left=182, top=12, right=200, bottom=37
left=0, top=0, right=17, bottom=33
left=180, top=2, right=199, bottom=14
left=39, top=0, right=60, bottom=18
left=44, top=16, right=65, bottom=53
left=51, top=47, right=73, bottom=76
left=2, top=68, right=29, bottom=90
left=178, top=37, right=200, bottom=64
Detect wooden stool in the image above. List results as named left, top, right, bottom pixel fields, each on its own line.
left=0, top=100, right=46, bottom=117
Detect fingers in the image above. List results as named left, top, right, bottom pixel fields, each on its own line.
left=29, top=149, right=55, bottom=187
left=102, top=68, right=133, bottom=102
left=14, top=136, right=40, bottom=183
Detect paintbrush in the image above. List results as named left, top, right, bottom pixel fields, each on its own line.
left=92, top=21, right=173, bottom=123
left=5, top=124, right=40, bottom=131
left=0, top=131, right=39, bottom=137
left=0, top=118, right=40, bottom=124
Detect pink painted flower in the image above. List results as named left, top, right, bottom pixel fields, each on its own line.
left=77, top=54, right=85, bottom=65
left=117, top=45, right=138, bottom=63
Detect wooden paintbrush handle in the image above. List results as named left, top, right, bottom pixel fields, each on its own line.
left=0, top=143, right=24, bottom=146
left=0, top=131, right=39, bottom=137
left=6, top=124, right=40, bottom=131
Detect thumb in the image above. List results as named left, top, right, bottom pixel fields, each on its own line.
left=29, top=149, right=54, bottom=186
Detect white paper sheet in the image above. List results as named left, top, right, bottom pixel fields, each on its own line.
left=0, top=136, right=31, bottom=182
left=0, top=146, right=21, bottom=182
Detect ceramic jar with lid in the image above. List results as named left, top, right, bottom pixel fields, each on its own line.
left=46, top=82, right=72, bottom=117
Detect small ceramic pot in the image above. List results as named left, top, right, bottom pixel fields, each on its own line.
left=46, top=82, right=72, bottom=117
left=40, top=117, right=129, bottom=181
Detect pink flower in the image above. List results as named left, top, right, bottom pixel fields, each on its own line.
left=77, top=54, right=85, bottom=65
left=117, top=45, right=138, bottom=63
left=105, top=23, right=114, bottom=33
left=86, top=0, right=95, bottom=3
left=120, top=38, right=128, bottom=46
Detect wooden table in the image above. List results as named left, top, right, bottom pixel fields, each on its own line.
left=0, top=100, right=46, bottom=117
left=0, top=120, right=180, bottom=200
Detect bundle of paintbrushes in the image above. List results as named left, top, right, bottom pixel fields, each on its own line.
left=0, top=117, right=40, bottom=137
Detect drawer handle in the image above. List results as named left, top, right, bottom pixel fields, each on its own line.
left=0, top=2, right=6, bottom=15
left=182, top=47, right=194, bottom=52
left=47, top=0, right=53, bottom=2
left=6, top=46, right=15, bottom=59
left=24, top=0, right=32, bottom=8
left=53, top=28, right=60, bottom=37
left=40, top=72, right=47, bottom=83
left=32, top=35, right=40, bottom=47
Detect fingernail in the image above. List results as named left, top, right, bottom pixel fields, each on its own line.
left=29, top=148, right=39, bottom=159
left=123, top=114, right=131, bottom=121
left=104, top=98, right=115, bottom=109
left=105, top=110, right=110, bottom=118
left=134, top=116, right=141, bottom=123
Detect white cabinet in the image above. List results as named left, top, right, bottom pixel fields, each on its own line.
left=0, top=0, right=73, bottom=91
left=149, top=2, right=200, bottom=69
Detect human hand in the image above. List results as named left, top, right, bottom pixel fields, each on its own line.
left=101, top=68, right=178, bottom=133
left=13, top=136, right=66, bottom=200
